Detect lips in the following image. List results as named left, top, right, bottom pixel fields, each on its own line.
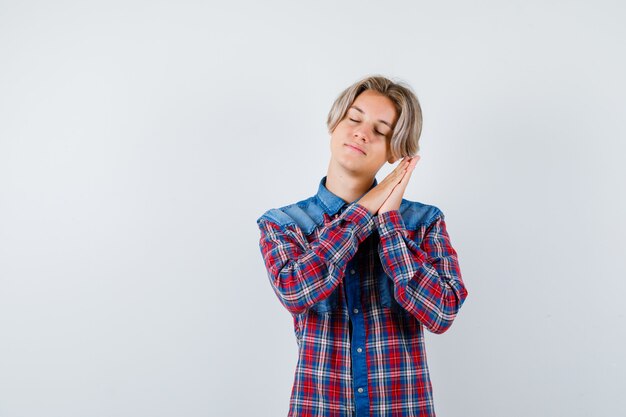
left=345, top=143, right=366, bottom=155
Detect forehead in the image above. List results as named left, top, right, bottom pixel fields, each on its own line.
left=350, top=90, right=398, bottom=126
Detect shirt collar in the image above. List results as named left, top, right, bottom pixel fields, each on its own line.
left=316, top=175, right=378, bottom=216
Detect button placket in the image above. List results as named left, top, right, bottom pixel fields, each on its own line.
left=344, top=261, right=368, bottom=413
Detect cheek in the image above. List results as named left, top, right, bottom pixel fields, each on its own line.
left=332, top=125, right=349, bottom=142
left=330, top=134, right=345, bottom=152
left=333, top=124, right=348, bottom=137
left=375, top=143, right=389, bottom=158
left=376, top=150, right=391, bottom=165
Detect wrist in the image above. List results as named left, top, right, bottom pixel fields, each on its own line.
left=375, top=210, right=405, bottom=237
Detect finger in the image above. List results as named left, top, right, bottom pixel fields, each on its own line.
left=406, top=156, right=419, bottom=173
left=396, top=164, right=410, bottom=181
left=393, top=157, right=410, bottom=172
left=400, top=159, right=417, bottom=184
left=398, top=157, right=412, bottom=172
left=391, top=161, right=409, bottom=179
left=385, top=157, right=412, bottom=185
left=399, top=158, right=415, bottom=175
left=399, top=169, right=411, bottom=186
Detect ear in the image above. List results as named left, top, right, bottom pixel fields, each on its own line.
left=388, top=154, right=398, bottom=164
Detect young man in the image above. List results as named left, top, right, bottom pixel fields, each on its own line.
left=256, top=75, right=469, bottom=417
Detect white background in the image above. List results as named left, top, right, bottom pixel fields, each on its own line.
left=1, top=1, right=625, bottom=416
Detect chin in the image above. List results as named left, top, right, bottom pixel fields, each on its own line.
left=331, top=155, right=357, bottom=170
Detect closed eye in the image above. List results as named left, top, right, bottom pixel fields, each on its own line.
left=349, top=118, right=385, bottom=136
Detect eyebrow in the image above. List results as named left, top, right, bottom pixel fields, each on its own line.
left=349, top=105, right=393, bottom=129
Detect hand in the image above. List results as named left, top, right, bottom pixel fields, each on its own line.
left=357, top=156, right=413, bottom=216
left=378, top=155, right=420, bottom=214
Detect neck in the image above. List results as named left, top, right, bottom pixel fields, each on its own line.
left=325, top=160, right=375, bottom=204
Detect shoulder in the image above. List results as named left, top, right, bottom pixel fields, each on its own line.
left=256, top=195, right=326, bottom=235
left=398, top=198, right=444, bottom=230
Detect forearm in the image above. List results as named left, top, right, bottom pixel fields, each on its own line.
left=258, top=201, right=375, bottom=314
left=375, top=210, right=468, bottom=334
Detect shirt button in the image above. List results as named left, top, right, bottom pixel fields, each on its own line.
left=353, top=308, right=359, bottom=314
left=357, top=347, right=362, bottom=353
left=358, top=387, right=364, bottom=393
left=350, top=269, right=356, bottom=274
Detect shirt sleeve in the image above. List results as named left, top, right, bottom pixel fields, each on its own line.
left=375, top=209, right=469, bottom=334
left=257, top=201, right=375, bottom=315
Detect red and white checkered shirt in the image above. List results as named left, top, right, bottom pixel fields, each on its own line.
left=256, top=176, right=469, bottom=416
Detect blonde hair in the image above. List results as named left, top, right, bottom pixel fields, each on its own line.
left=326, top=74, right=423, bottom=159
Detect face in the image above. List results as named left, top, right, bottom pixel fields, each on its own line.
left=329, top=89, right=399, bottom=177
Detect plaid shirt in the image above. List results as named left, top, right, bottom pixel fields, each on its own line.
left=256, top=176, right=469, bottom=417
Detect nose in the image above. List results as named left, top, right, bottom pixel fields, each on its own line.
left=353, top=128, right=368, bottom=142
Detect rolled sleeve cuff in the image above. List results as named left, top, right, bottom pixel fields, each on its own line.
left=375, top=210, right=406, bottom=237
left=340, top=201, right=375, bottom=242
